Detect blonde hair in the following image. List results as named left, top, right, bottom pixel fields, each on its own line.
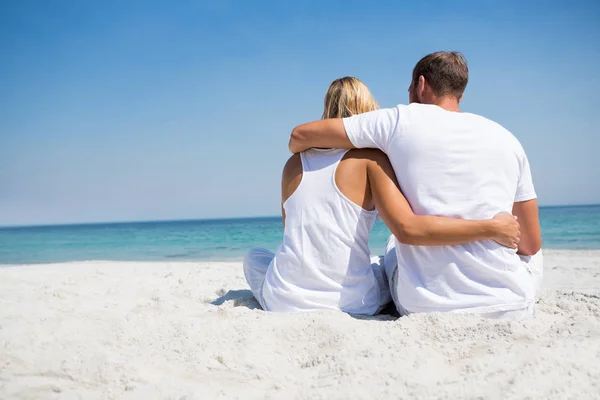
left=322, top=76, right=379, bottom=119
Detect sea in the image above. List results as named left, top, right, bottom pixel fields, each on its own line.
left=0, top=205, right=599, bottom=265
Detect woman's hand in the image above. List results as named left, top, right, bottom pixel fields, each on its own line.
left=491, top=212, right=521, bottom=249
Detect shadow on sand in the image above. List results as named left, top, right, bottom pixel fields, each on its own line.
left=211, top=290, right=400, bottom=321
left=349, top=301, right=400, bottom=321
left=210, top=289, right=263, bottom=310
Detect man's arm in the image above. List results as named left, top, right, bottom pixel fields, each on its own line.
left=365, top=150, right=520, bottom=247
left=289, top=107, right=401, bottom=153
left=512, top=200, right=542, bottom=255
left=512, top=143, right=541, bottom=255
left=289, top=119, right=352, bottom=154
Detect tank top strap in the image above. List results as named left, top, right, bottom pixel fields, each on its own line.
left=299, top=149, right=349, bottom=176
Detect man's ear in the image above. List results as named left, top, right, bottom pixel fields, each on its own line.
left=417, top=75, right=426, bottom=103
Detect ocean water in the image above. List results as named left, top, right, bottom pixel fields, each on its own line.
left=0, top=205, right=599, bottom=265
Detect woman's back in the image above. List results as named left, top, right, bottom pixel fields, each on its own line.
left=261, top=148, right=382, bottom=314
left=242, top=76, right=390, bottom=315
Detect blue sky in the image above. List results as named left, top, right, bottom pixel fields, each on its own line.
left=1, top=0, right=599, bottom=226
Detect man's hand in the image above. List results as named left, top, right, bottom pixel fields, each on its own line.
left=491, top=212, right=521, bottom=249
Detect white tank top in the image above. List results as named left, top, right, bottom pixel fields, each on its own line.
left=261, top=148, right=380, bottom=314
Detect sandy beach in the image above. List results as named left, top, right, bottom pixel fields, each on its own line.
left=1, top=249, right=599, bottom=399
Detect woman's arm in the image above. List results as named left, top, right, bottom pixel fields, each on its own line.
left=365, top=150, right=520, bottom=248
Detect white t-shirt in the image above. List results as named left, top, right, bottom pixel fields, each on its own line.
left=343, top=103, right=537, bottom=314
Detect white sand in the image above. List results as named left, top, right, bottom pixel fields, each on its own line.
left=1, top=250, right=599, bottom=399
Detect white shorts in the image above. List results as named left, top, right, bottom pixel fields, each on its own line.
left=243, top=248, right=273, bottom=310
left=243, top=248, right=392, bottom=313
left=383, top=235, right=544, bottom=320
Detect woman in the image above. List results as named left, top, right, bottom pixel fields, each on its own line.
left=244, top=77, right=520, bottom=315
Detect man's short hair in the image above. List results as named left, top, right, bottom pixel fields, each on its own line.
left=412, top=51, right=469, bottom=99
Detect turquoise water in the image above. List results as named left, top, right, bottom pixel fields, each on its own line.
left=0, top=205, right=599, bottom=265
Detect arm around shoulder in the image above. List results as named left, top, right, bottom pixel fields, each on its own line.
left=289, top=119, right=353, bottom=153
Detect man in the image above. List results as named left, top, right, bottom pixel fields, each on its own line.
left=288, top=52, right=543, bottom=319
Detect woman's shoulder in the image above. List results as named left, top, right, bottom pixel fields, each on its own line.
left=282, top=154, right=302, bottom=180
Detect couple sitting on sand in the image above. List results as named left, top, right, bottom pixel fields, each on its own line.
left=244, top=51, right=543, bottom=320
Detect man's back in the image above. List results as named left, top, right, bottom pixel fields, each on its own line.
left=343, top=103, right=537, bottom=314
left=390, top=104, right=533, bottom=219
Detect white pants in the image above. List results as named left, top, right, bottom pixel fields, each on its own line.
left=243, top=248, right=272, bottom=310
left=243, top=248, right=392, bottom=313
left=383, top=235, right=544, bottom=320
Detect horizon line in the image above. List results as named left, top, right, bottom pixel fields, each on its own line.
left=1, top=203, right=599, bottom=230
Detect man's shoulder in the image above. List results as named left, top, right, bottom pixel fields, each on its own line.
left=464, top=112, right=523, bottom=145
left=461, top=111, right=511, bottom=132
